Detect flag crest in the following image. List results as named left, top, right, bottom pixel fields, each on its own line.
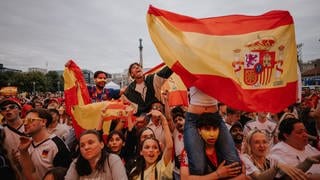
left=147, top=5, right=298, bottom=113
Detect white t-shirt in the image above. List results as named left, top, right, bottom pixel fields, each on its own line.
left=65, top=153, right=128, bottom=180
left=28, top=134, right=71, bottom=178
left=134, top=74, right=167, bottom=102
left=48, top=123, right=70, bottom=141
left=189, top=87, right=218, bottom=106
left=147, top=120, right=166, bottom=149
left=269, top=141, right=320, bottom=174
left=242, top=154, right=277, bottom=176
left=3, top=124, right=25, bottom=154
left=173, top=129, right=184, bottom=174
left=243, top=118, right=277, bottom=145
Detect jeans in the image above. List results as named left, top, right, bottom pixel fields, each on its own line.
left=184, top=112, right=241, bottom=175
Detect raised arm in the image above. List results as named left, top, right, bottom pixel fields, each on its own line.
left=147, top=109, right=173, bottom=165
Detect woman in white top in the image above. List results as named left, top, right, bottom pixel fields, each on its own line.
left=242, top=129, right=306, bottom=180
left=65, top=130, right=127, bottom=180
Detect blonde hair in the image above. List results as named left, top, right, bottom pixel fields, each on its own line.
left=243, top=129, right=269, bottom=156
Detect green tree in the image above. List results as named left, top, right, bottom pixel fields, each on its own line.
left=46, top=71, right=62, bottom=92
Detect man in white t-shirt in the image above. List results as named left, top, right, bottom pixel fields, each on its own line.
left=18, top=108, right=72, bottom=179
left=269, top=118, right=320, bottom=178
left=147, top=101, right=166, bottom=147
left=48, top=109, right=70, bottom=141
left=243, top=112, right=277, bottom=145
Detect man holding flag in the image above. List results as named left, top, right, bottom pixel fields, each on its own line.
left=124, top=62, right=173, bottom=116
left=147, top=5, right=298, bottom=177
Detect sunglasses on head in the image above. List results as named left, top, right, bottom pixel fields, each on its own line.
left=1, top=104, right=18, bottom=111
left=23, top=118, right=43, bottom=124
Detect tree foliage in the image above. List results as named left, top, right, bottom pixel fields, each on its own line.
left=0, top=71, right=64, bottom=93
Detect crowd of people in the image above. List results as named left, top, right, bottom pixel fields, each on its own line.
left=1, top=62, right=320, bottom=180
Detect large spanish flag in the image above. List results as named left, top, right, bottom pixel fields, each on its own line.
left=147, top=5, right=298, bottom=113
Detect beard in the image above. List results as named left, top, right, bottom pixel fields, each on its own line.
left=96, top=83, right=105, bottom=89
left=26, top=127, right=42, bottom=137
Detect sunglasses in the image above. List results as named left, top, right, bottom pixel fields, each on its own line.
left=152, top=105, right=162, bottom=110
left=1, top=104, right=18, bottom=111
left=23, top=118, right=43, bottom=124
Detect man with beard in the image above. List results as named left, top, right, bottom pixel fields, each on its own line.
left=17, top=108, right=72, bottom=179
left=229, top=122, right=244, bottom=153
left=88, top=70, right=124, bottom=102
left=124, top=62, right=173, bottom=115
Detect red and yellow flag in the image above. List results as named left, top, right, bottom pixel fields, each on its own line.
left=147, top=6, right=298, bottom=113
left=64, top=60, right=112, bottom=137
left=144, top=63, right=189, bottom=107
left=64, top=60, right=91, bottom=137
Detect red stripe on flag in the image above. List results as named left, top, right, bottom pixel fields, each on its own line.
left=172, top=61, right=297, bottom=113
left=168, top=90, right=189, bottom=107
left=144, top=62, right=165, bottom=75
left=148, top=5, right=293, bottom=36
left=64, top=60, right=91, bottom=138
left=64, top=87, right=85, bottom=137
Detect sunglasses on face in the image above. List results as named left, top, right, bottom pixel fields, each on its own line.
left=23, top=118, right=43, bottom=124
left=1, top=104, right=18, bottom=111
left=152, top=105, right=162, bottom=110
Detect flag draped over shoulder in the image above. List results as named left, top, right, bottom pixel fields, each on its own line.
left=144, top=63, right=189, bottom=107
left=147, top=5, right=298, bottom=113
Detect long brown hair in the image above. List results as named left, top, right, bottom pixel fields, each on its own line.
left=128, top=137, right=162, bottom=180
left=75, top=129, right=109, bottom=176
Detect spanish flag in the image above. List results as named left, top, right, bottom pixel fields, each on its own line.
left=64, top=60, right=111, bottom=137
left=147, top=5, right=298, bottom=113
left=144, top=63, right=189, bottom=107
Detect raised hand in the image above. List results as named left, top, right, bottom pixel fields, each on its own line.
left=277, top=162, right=307, bottom=180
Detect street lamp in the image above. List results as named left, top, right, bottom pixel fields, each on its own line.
left=32, top=81, right=36, bottom=95
left=139, top=38, right=143, bottom=68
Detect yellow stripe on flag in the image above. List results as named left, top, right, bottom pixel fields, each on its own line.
left=72, top=102, right=111, bottom=134
left=147, top=6, right=298, bottom=113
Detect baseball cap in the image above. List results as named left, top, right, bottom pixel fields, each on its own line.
left=0, top=98, right=22, bottom=109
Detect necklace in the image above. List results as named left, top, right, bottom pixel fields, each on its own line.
left=250, top=155, right=270, bottom=172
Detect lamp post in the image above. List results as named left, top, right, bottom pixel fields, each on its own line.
left=139, top=38, right=143, bottom=68
left=32, top=81, right=36, bottom=95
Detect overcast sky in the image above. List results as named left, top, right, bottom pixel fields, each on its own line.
left=0, top=0, right=319, bottom=73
